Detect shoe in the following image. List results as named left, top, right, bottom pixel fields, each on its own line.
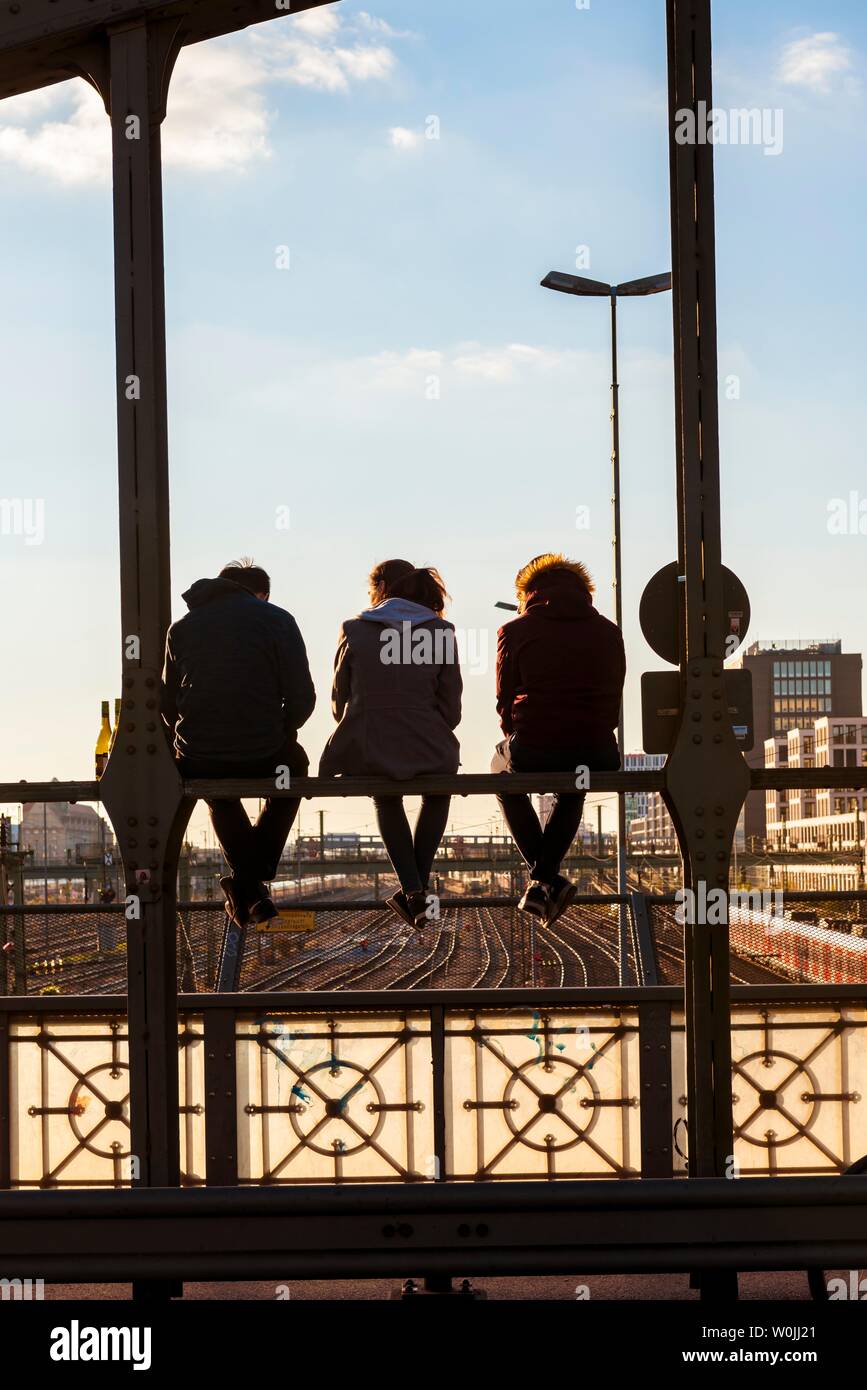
left=405, top=890, right=430, bottom=928
left=220, top=876, right=250, bottom=927
left=518, top=880, right=551, bottom=920
left=546, top=875, right=577, bottom=925
left=248, top=888, right=279, bottom=925
left=385, top=891, right=415, bottom=926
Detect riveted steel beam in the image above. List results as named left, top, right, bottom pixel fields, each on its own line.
left=85, top=19, right=194, bottom=1203
left=662, top=0, right=748, bottom=1270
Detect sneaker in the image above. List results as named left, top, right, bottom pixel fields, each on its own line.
left=248, top=888, right=279, bottom=925
left=546, top=875, right=577, bottom=925
left=219, top=876, right=250, bottom=927
left=385, top=891, right=415, bottom=926
left=405, top=890, right=430, bottom=928
left=518, top=881, right=551, bottom=920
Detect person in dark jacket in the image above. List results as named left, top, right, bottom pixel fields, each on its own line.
left=320, top=559, right=462, bottom=927
left=162, top=559, right=315, bottom=927
left=492, top=553, right=625, bottom=923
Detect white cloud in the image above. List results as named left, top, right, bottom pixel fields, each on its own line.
left=452, top=343, right=570, bottom=382
left=0, top=84, right=107, bottom=185
left=778, top=32, right=855, bottom=93
left=291, top=9, right=342, bottom=39
left=358, top=12, right=417, bottom=40
left=0, top=8, right=404, bottom=185
left=166, top=45, right=270, bottom=172
left=389, top=126, right=420, bottom=150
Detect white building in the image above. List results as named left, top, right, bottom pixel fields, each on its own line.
left=765, top=717, right=867, bottom=852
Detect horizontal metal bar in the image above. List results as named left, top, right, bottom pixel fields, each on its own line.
left=2, top=983, right=867, bottom=1013
left=0, top=895, right=630, bottom=915
left=1, top=1178, right=866, bottom=1281
left=4, top=766, right=866, bottom=805
left=752, top=767, right=867, bottom=790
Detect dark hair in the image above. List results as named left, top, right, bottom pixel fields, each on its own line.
left=219, top=558, right=270, bottom=596
left=368, top=558, right=414, bottom=606
left=389, top=566, right=448, bottom=615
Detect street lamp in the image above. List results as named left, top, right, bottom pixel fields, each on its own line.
left=541, top=268, right=671, bottom=982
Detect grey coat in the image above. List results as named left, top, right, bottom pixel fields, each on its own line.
left=319, top=600, right=462, bottom=779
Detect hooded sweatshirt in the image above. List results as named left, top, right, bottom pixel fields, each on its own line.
left=318, top=597, right=462, bottom=779
left=496, top=570, right=625, bottom=750
left=161, top=577, right=315, bottom=763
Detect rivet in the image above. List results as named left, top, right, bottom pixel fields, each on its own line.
left=127, top=817, right=137, bottom=827
left=146, top=744, right=157, bottom=754
left=691, top=711, right=701, bottom=722
left=147, top=817, right=158, bottom=826
left=692, top=734, right=702, bottom=744
left=125, top=745, right=136, bottom=755
left=713, top=734, right=723, bottom=743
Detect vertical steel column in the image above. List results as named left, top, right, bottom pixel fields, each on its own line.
left=203, top=1008, right=239, bottom=1186
left=662, top=0, right=749, bottom=1234
left=610, top=293, right=630, bottom=983
left=88, top=20, right=191, bottom=1221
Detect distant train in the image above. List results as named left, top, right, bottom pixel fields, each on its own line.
left=729, top=905, right=867, bottom=985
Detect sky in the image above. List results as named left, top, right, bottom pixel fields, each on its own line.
left=1, top=0, right=866, bottom=842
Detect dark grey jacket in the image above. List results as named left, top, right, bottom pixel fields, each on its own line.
left=319, top=599, right=462, bottom=779
left=162, top=577, right=315, bottom=763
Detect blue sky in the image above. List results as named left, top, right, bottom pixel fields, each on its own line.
left=1, top=0, right=865, bottom=840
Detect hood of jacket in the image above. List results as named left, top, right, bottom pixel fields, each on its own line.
left=181, top=577, right=253, bottom=610
left=359, top=597, right=440, bottom=626
left=524, top=570, right=594, bottom=621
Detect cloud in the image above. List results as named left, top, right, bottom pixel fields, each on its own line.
left=0, top=85, right=107, bottom=185
left=0, top=8, right=404, bottom=185
left=233, top=341, right=587, bottom=412
left=389, top=126, right=421, bottom=150
left=778, top=32, right=855, bottom=93
left=452, top=343, right=571, bottom=382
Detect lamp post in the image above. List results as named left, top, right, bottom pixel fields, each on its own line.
left=541, top=269, right=671, bottom=982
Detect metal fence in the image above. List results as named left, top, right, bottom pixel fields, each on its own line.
left=3, top=985, right=865, bottom=1191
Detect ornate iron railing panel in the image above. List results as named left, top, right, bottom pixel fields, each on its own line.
left=672, top=1004, right=867, bottom=1177
left=445, top=1007, right=641, bottom=1181
left=7, top=1011, right=205, bottom=1189
left=235, top=1011, right=435, bottom=1186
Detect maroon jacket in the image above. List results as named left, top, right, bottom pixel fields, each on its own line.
left=496, top=572, right=625, bottom=750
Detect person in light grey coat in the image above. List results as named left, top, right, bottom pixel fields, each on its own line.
left=320, top=559, right=462, bottom=926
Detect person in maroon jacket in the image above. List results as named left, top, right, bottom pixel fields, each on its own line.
left=492, top=553, right=626, bottom=923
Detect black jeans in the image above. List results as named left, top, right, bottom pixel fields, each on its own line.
left=492, top=736, right=620, bottom=885
left=373, top=796, right=451, bottom=896
left=180, top=741, right=307, bottom=900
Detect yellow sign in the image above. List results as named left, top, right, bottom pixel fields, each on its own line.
left=256, top=910, right=316, bottom=934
